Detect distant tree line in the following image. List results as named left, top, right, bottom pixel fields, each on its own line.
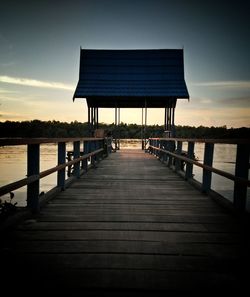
left=0, top=120, right=249, bottom=139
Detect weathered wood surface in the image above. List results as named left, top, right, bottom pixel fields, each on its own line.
left=2, top=149, right=249, bottom=295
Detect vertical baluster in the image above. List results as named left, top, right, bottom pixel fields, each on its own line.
left=156, top=139, right=159, bottom=158
left=150, top=139, right=153, bottom=154
left=91, top=141, right=95, bottom=166
left=95, top=140, right=99, bottom=162
left=73, top=141, right=80, bottom=178
left=83, top=140, right=88, bottom=171
left=80, top=141, right=84, bottom=169
left=27, top=143, right=40, bottom=212
left=162, top=140, right=167, bottom=162
left=202, top=143, right=214, bottom=193
left=167, top=140, right=175, bottom=167
left=57, top=142, right=66, bottom=190
left=185, top=142, right=195, bottom=180
left=175, top=141, right=183, bottom=172
left=233, top=143, right=249, bottom=211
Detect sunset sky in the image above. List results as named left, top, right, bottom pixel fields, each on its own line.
left=0, top=0, right=249, bottom=127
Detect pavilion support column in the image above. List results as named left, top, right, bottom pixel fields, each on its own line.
left=165, top=107, right=171, bottom=137
left=96, top=107, right=99, bottom=129
left=144, top=99, right=147, bottom=150
left=114, top=107, right=119, bottom=150
left=92, top=107, right=95, bottom=131
left=88, top=106, right=91, bottom=136
left=171, top=107, right=176, bottom=137
left=91, top=107, right=94, bottom=136
left=117, top=108, right=120, bottom=149
left=164, top=107, right=167, bottom=131
left=167, top=108, right=170, bottom=131
left=141, top=107, right=144, bottom=150
left=169, top=107, right=172, bottom=133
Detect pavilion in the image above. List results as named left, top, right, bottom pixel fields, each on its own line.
left=73, top=49, right=189, bottom=148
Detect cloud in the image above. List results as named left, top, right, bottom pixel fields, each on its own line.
left=191, top=80, right=250, bottom=89
left=0, top=75, right=74, bottom=91
left=0, top=88, right=19, bottom=94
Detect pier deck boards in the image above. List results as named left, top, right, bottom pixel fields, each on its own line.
left=2, top=150, right=249, bottom=295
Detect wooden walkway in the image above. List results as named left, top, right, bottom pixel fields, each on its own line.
left=2, top=150, right=249, bottom=295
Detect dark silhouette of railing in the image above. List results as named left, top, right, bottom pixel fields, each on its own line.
left=148, top=138, right=250, bottom=212
left=0, top=137, right=112, bottom=213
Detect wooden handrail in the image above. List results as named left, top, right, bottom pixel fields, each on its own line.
left=0, top=138, right=110, bottom=211
left=149, top=138, right=250, bottom=144
left=0, top=137, right=104, bottom=146
left=39, top=148, right=103, bottom=179
left=0, top=148, right=104, bottom=197
left=149, top=145, right=250, bottom=187
left=148, top=137, right=250, bottom=212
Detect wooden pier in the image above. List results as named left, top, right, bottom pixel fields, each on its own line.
left=1, top=147, right=249, bottom=295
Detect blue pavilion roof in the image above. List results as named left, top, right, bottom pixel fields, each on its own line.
left=73, top=49, right=189, bottom=108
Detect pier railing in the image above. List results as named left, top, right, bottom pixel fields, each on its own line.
left=148, top=138, right=250, bottom=212
left=0, top=137, right=112, bottom=212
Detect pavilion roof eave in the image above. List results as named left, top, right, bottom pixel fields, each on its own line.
left=84, top=96, right=189, bottom=108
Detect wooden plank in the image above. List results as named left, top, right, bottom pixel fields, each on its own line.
left=36, top=213, right=237, bottom=224
left=12, top=240, right=242, bottom=258
left=8, top=253, right=240, bottom=272
left=18, top=221, right=240, bottom=233
left=2, top=149, right=248, bottom=294
left=17, top=221, right=208, bottom=232
left=10, top=229, right=241, bottom=243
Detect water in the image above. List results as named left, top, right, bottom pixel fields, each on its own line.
left=0, top=140, right=249, bottom=210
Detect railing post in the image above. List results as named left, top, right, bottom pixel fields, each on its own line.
left=156, top=139, right=159, bottom=158
left=175, top=141, right=183, bottom=171
left=148, top=139, right=152, bottom=154
left=95, top=140, right=99, bottom=162
left=233, top=143, right=249, bottom=211
left=104, top=138, right=109, bottom=157
left=81, top=141, right=84, bottom=169
left=161, top=140, right=167, bottom=162
left=185, top=141, right=195, bottom=180
left=83, top=140, right=88, bottom=171
left=73, top=141, right=80, bottom=178
left=57, top=142, right=66, bottom=190
left=202, top=143, right=214, bottom=193
left=167, top=140, right=175, bottom=167
left=91, top=140, right=95, bottom=166
left=27, top=143, right=40, bottom=212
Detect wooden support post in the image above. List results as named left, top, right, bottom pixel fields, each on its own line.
left=91, top=141, right=96, bottom=166
left=141, top=107, right=144, bottom=150
left=233, top=143, right=250, bottom=211
left=91, top=107, right=94, bottom=136
left=175, top=141, right=183, bottom=171
left=167, top=140, right=175, bottom=167
left=88, top=106, right=91, bottom=136
left=95, top=141, right=99, bottom=162
left=167, top=108, right=170, bottom=131
left=114, top=107, right=118, bottom=150
left=202, top=143, right=214, bottom=193
left=96, top=107, right=99, bottom=129
left=83, top=141, right=89, bottom=171
left=170, top=108, right=172, bottom=132
left=171, top=107, right=176, bottom=137
left=73, top=141, right=80, bottom=178
left=144, top=99, right=147, bottom=149
left=118, top=108, right=120, bottom=150
left=185, top=142, right=195, bottom=180
left=164, top=107, right=167, bottom=131
left=27, top=143, right=40, bottom=212
left=161, top=140, right=168, bottom=162
left=57, top=142, right=66, bottom=190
